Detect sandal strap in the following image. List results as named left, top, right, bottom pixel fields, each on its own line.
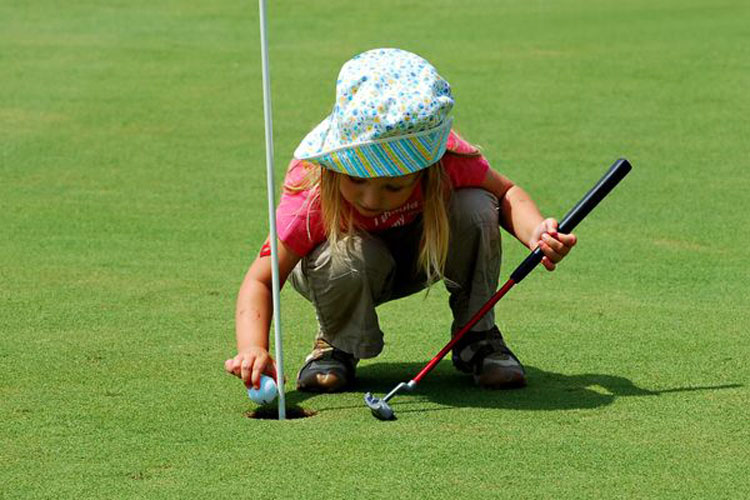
left=300, top=339, right=358, bottom=379
left=453, top=326, right=512, bottom=367
left=329, top=348, right=358, bottom=377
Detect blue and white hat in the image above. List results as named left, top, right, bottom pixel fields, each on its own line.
left=294, top=48, right=454, bottom=178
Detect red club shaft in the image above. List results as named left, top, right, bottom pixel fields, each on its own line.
left=412, top=278, right=517, bottom=384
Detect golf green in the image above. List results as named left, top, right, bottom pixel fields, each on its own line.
left=2, top=0, right=748, bottom=497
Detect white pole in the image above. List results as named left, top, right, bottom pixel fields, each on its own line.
left=258, top=0, right=286, bottom=420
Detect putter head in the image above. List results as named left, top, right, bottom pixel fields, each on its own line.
left=364, top=392, right=396, bottom=421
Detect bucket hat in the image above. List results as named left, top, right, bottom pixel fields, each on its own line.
left=294, top=48, right=454, bottom=178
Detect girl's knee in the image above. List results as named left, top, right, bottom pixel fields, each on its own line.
left=447, top=189, right=501, bottom=272
left=305, top=234, right=395, bottom=287
left=450, top=188, right=500, bottom=228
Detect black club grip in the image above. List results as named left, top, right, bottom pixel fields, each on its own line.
left=509, top=158, right=632, bottom=283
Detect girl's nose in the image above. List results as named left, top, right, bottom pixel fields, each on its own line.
left=361, top=188, right=382, bottom=209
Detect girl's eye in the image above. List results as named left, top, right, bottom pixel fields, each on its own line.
left=348, top=177, right=367, bottom=185
left=385, top=186, right=405, bottom=193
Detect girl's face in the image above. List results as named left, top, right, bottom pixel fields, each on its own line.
left=339, top=172, right=422, bottom=217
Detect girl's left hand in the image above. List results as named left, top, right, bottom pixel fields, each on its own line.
left=529, top=218, right=577, bottom=271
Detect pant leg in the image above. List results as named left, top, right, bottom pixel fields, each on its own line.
left=289, top=234, right=397, bottom=359
left=444, top=188, right=502, bottom=333
left=288, top=189, right=500, bottom=355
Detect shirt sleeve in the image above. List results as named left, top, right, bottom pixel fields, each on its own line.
left=442, top=152, right=491, bottom=189
left=275, top=161, right=326, bottom=257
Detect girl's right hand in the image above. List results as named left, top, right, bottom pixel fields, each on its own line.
left=224, top=347, right=278, bottom=390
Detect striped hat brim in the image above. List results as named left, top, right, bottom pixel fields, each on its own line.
left=296, top=118, right=453, bottom=178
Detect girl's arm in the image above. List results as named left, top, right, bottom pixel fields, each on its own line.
left=480, top=168, right=577, bottom=271
left=224, top=238, right=301, bottom=388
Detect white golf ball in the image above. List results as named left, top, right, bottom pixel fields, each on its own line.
left=247, top=375, right=278, bottom=405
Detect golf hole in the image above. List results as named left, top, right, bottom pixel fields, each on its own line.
left=245, top=406, right=317, bottom=420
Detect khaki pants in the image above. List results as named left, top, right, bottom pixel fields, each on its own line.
left=289, top=188, right=502, bottom=359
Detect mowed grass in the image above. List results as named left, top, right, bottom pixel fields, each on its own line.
left=2, top=0, right=749, bottom=497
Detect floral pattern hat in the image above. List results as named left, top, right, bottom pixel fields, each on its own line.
left=294, top=48, right=454, bottom=178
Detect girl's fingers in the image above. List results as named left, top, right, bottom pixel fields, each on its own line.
left=542, top=232, right=579, bottom=257
left=251, top=363, right=264, bottom=390
left=251, top=352, right=271, bottom=389
left=541, top=233, right=566, bottom=254
left=227, top=350, right=276, bottom=387
left=225, top=357, right=241, bottom=376
left=539, top=237, right=563, bottom=263
left=541, top=256, right=556, bottom=271
left=558, top=232, right=577, bottom=247
left=544, top=218, right=559, bottom=237
left=240, top=355, right=256, bottom=388
left=533, top=219, right=575, bottom=272
left=264, top=360, right=278, bottom=381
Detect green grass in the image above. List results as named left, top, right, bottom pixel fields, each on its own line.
left=2, top=0, right=749, bottom=497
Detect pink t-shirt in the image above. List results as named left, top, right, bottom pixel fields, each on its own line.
left=276, top=131, right=491, bottom=257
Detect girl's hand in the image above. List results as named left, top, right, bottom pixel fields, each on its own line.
left=529, top=218, right=577, bottom=271
left=224, top=347, right=277, bottom=389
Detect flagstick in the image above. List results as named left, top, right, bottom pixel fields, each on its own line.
left=258, top=0, right=286, bottom=420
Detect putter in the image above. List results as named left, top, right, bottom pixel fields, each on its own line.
left=365, top=158, right=633, bottom=420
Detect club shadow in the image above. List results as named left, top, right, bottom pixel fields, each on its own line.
left=284, top=362, right=743, bottom=412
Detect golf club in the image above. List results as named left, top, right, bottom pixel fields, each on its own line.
left=365, top=158, right=633, bottom=420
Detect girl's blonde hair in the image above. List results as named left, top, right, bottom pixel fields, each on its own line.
left=284, top=133, right=480, bottom=286
left=326, top=164, right=451, bottom=285
left=284, top=163, right=450, bottom=285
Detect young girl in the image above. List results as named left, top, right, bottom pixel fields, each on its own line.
left=225, top=48, right=576, bottom=393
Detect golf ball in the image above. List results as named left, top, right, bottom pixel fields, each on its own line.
left=247, top=375, right=278, bottom=405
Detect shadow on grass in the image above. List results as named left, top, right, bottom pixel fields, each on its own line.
left=284, top=362, right=743, bottom=413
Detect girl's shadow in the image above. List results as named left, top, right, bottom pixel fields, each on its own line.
left=285, top=362, right=742, bottom=412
